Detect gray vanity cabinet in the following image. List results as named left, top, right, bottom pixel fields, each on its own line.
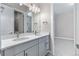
left=39, top=36, right=49, bottom=56
left=3, top=39, right=38, bottom=56
left=3, top=47, right=15, bottom=56
left=39, top=41, right=47, bottom=56
left=25, top=45, right=38, bottom=56
left=1, top=35, right=49, bottom=56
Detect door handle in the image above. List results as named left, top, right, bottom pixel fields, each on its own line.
left=24, top=51, right=27, bottom=56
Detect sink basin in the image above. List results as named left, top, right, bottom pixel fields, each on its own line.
left=13, top=37, right=29, bottom=41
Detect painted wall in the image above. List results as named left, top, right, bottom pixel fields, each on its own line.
left=39, top=4, right=51, bottom=33
left=54, top=4, right=75, bottom=56
left=54, top=12, right=74, bottom=39
left=33, top=3, right=51, bottom=33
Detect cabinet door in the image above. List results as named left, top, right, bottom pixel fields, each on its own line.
left=45, top=36, right=49, bottom=50
left=39, top=36, right=49, bottom=56
left=1, top=4, right=14, bottom=35
left=4, top=47, right=15, bottom=56
left=25, top=45, right=38, bottom=56
left=39, top=41, right=47, bottom=56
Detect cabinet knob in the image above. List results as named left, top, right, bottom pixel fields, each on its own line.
left=24, top=51, right=27, bottom=56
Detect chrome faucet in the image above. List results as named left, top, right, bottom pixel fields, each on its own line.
left=16, top=32, right=19, bottom=38
left=34, top=30, right=38, bottom=35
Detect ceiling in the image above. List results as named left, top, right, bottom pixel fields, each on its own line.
left=54, top=3, right=74, bottom=15
left=3, top=3, right=29, bottom=12
left=3, top=3, right=41, bottom=13
left=3, top=3, right=74, bottom=15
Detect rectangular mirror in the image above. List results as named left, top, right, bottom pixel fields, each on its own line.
left=0, top=3, right=33, bottom=36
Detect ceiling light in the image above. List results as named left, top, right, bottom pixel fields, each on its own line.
left=29, top=6, right=32, bottom=11
left=35, top=7, right=38, bottom=13
left=36, top=7, right=40, bottom=13
left=27, top=12, right=32, bottom=16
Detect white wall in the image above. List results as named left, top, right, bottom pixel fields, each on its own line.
left=32, top=4, right=51, bottom=33
left=54, top=12, right=74, bottom=39
left=50, top=4, right=54, bottom=55
left=39, top=4, right=51, bottom=33
left=54, top=4, right=75, bottom=56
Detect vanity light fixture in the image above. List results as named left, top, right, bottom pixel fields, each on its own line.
left=27, top=12, right=32, bottom=17
left=24, top=3, right=40, bottom=13
left=37, top=8, right=40, bottom=13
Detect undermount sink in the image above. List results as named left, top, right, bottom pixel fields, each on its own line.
left=13, top=37, right=30, bottom=41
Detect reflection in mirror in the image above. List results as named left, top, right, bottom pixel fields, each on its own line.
left=14, top=10, right=24, bottom=34
left=24, top=11, right=33, bottom=33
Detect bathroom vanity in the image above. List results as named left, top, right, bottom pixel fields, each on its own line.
left=0, top=33, right=50, bottom=56
left=0, top=4, right=50, bottom=56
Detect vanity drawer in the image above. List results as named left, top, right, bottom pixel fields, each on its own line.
left=14, top=39, right=38, bottom=55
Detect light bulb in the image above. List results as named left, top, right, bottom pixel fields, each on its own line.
left=19, top=3, right=23, bottom=6
left=29, top=6, right=32, bottom=11
left=35, top=7, right=37, bottom=13
left=38, top=8, right=40, bottom=13
left=32, top=4, right=36, bottom=12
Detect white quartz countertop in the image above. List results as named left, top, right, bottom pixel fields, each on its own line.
left=0, top=32, right=49, bottom=50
